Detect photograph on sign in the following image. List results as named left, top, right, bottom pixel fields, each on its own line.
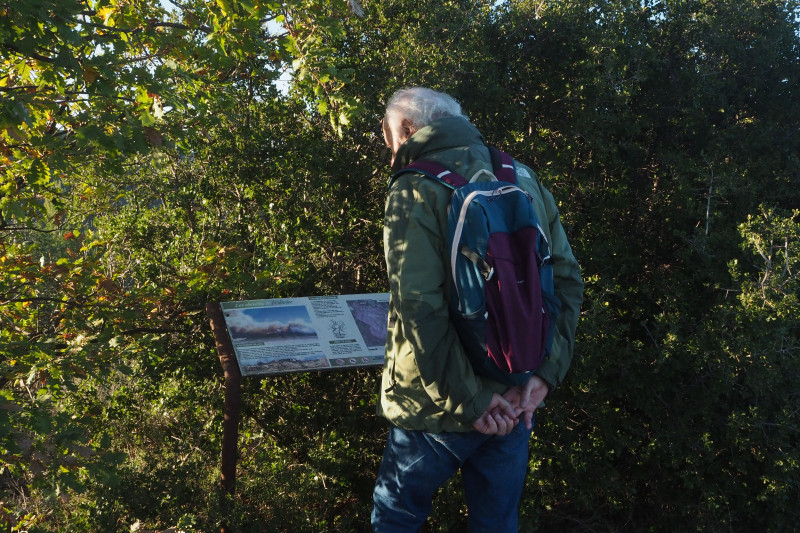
left=220, top=294, right=389, bottom=377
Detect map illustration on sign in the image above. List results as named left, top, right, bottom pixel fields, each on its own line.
left=347, top=299, right=391, bottom=348
left=220, top=294, right=390, bottom=377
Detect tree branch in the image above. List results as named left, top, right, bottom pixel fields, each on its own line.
left=0, top=226, right=64, bottom=233
left=78, top=19, right=213, bottom=35
left=120, top=326, right=176, bottom=336
left=2, top=43, right=55, bottom=64
left=0, top=85, right=39, bottom=92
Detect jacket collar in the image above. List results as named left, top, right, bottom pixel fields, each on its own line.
left=391, top=116, right=485, bottom=173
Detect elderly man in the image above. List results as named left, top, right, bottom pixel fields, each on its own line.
left=372, top=87, right=583, bottom=532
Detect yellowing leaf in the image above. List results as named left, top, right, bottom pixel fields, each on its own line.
left=83, top=66, right=99, bottom=84
left=139, top=110, right=156, bottom=127
left=216, top=0, right=232, bottom=16
left=97, top=6, right=115, bottom=26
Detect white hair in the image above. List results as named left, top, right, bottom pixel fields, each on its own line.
left=385, top=87, right=465, bottom=131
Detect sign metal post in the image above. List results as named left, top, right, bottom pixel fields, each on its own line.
left=206, top=303, right=241, bottom=533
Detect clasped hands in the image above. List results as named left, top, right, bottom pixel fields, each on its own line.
left=472, top=375, right=550, bottom=435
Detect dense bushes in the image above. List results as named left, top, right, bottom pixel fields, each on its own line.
left=2, top=0, right=798, bottom=531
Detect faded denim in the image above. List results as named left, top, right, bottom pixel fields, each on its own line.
left=372, top=419, right=534, bottom=532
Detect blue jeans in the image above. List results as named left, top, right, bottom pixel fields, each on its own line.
left=371, top=419, right=534, bottom=532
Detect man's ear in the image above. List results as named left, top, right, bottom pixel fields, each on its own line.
left=400, top=118, right=416, bottom=140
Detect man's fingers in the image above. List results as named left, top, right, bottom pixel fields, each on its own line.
left=523, top=411, right=533, bottom=431
left=494, top=412, right=518, bottom=435
left=475, top=411, right=515, bottom=435
left=477, top=393, right=527, bottom=435
left=485, top=415, right=499, bottom=434
left=474, top=413, right=496, bottom=435
left=493, top=394, right=517, bottom=419
left=520, top=378, right=537, bottom=408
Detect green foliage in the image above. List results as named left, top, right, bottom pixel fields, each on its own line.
left=734, top=206, right=800, bottom=320
left=2, top=0, right=799, bottom=531
left=2, top=0, right=376, bottom=530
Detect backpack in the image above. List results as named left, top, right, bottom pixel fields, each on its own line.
left=391, top=148, right=561, bottom=387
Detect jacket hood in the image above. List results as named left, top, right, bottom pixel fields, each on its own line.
left=391, top=116, right=485, bottom=173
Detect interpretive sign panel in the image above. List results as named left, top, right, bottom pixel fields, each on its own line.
left=219, top=293, right=390, bottom=377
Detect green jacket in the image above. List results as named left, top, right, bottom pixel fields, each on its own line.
left=378, top=116, right=584, bottom=433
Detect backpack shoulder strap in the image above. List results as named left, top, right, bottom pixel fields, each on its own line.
left=488, top=147, right=516, bottom=183
left=390, top=160, right=468, bottom=189
left=390, top=148, right=515, bottom=189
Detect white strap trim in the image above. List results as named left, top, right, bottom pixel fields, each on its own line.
left=468, top=169, right=497, bottom=183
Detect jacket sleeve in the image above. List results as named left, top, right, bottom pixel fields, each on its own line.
left=384, top=174, right=495, bottom=424
left=529, top=175, right=584, bottom=390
